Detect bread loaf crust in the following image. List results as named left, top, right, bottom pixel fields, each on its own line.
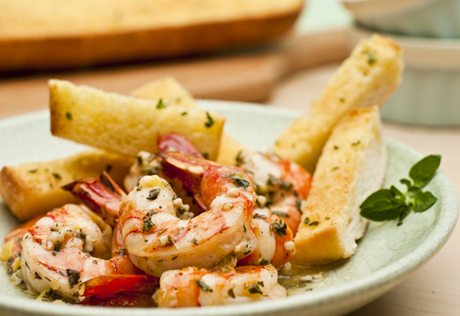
left=0, top=0, right=303, bottom=72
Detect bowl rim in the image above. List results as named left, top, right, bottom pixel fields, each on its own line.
left=341, top=0, right=438, bottom=19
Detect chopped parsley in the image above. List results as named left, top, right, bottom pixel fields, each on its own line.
left=156, top=99, right=167, bottom=109
left=66, top=269, right=81, bottom=289
left=147, top=188, right=160, bottom=201
left=195, top=280, right=213, bottom=292
left=205, top=112, right=214, bottom=128
left=270, top=221, right=288, bottom=237
left=142, top=218, right=155, bottom=233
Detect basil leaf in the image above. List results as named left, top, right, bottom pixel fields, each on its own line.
left=360, top=199, right=405, bottom=221
left=409, top=155, right=441, bottom=188
left=360, top=189, right=395, bottom=209
left=390, top=185, right=404, bottom=198
left=411, top=191, right=437, bottom=213
left=400, top=178, right=412, bottom=190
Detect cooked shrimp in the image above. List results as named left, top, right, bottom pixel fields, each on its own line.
left=236, top=151, right=312, bottom=235
left=124, top=133, right=206, bottom=215
left=156, top=265, right=286, bottom=307
left=1, top=215, right=43, bottom=270
left=238, top=208, right=294, bottom=268
left=19, top=204, right=156, bottom=301
left=118, top=152, right=256, bottom=277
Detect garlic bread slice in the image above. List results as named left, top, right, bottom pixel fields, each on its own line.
left=50, top=79, right=225, bottom=160
left=130, top=77, right=249, bottom=165
left=271, top=34, right=402, bottom=172
left=0, top=149, right=133, bottom=221
left=293, top=106, right=386, bottom=266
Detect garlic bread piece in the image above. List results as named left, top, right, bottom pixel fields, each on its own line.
left=271, top=34, right=402, bottom=172
left=50, top=79, right=225, bottom=160
left=130, top=77, right=249, bottom=165
left=293, top=106, right=386, bottom=266
left=0, top=149, right=133, bottom=221
left=131, top=77, right=198, bottom=109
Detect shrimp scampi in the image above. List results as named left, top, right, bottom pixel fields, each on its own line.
left=156, top=265, right=286, bottom=307
left=119, top=151, right=257, bottom=276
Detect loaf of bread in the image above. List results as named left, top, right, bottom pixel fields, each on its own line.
left=270, top=34, right=402, bottom=173
left=131, top=77, right=249, bottom=165
left=50, top=79, right=225, bottom=160
left=293, top=106, right=386, bottom=266
left=0, top=0, right=303, bottom=72
left=0, top=149, right=133, bottom=221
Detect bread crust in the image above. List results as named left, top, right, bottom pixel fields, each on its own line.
left=0, top=1, right=303, bottom=72
left=293, top=106, right=386, bottom=266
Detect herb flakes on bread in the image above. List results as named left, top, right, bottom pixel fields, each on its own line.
left=271, top=34, right=402, bottom=173
left=0, top=149, right=133, bottom=221
left=49, top=79, right=225, bottom=160
left=293, top=106, right=386, bottom=266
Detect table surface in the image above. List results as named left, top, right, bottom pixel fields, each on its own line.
left=0, top=61, right=459, bottom=316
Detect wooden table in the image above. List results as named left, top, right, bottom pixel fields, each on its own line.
left=0, top=59, right=459, bottom=315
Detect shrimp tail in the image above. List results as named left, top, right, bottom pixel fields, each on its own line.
left=62, top=171, right=126, bottom=226
left=158, top=132, right=204, bottom=159
left=81, top=274, right=159, bottom=297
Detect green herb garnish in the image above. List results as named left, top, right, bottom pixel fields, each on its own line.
left=247, top=282, right=264, bottom=295
left=195, top=280, right=213, bottom=292
left=147, top=188, right=160, bottom=201
left=360, top=155, right=441, bottom=226
left=156, top=99, right=167, bottom=109
left=205, top=112, right=214, bottom=128
left=66, top=269, right=81, bottom=289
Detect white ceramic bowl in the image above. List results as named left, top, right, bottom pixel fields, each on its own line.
left=342, top=0, right=460, bottom=38
left=349, top=25, right=460, bottom=126
left=0, top=102, right=458, bottom=316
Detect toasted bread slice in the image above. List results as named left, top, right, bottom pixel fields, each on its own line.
left=131, top=77, right=198, bottom=109
left=270, top=34, right=402, bottom=172
left=0, top=0, right=302, bottom=72
left=130, top=77, right=249, bottom=165
left=0, top=149, right=133, bottom=221
left=292, top=106, right=386, bottom=266
left=50, top=79, right=225, bottom=160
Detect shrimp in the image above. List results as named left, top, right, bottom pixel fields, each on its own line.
left=123, top=133, right=206, bottom=215
left=62, top=173, right=160, bottom=300
left=236, top=151, right=312, bottom=235
left=118, top=151, right=256, bottom=277
left=156, top=265, right=286, bottom=307
left=238, top=208, right=294, bottom=268
left=19, top=204, right=157, bottom=301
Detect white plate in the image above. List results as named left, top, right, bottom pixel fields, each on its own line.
left=0, top=101, right=458, bottom=316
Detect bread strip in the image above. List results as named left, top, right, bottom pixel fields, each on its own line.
left=50, top=79, right=225, bottom=160
left=131, top=77, right=249, bottom=165
left=131, top=77, right=198, bottom=110
left=270, top=34, right=402, bottom=172
left=293, top=106, right=386, bottom=266
left=0, top=0, right=302, bottom=72
left=0, top=150, right=133, bottom=221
